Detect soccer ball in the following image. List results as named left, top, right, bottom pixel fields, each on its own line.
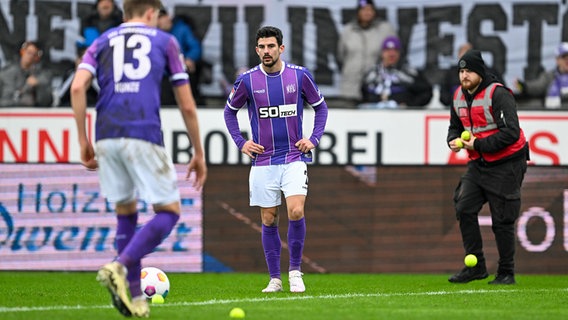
left=140, top=267, right=170, bottom=299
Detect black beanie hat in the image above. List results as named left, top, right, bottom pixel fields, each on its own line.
left=458, top=50, right=486, bottom=78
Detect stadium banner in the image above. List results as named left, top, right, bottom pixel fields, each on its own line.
left=0, top=0, right=565, bottom=97
left=1, top=108, right=567, bottom=166
left=0, top=164, right=202, bottom=272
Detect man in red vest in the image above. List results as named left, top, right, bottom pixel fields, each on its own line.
left=447, top=50, right=530, bottom=285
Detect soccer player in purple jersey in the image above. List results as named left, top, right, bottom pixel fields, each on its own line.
left=224, top=26, right=328, bottom=293
left=71, top=0, right=207, bottom=317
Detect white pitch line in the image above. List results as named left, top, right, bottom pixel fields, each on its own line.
left=1, top=288, right=566, bottom=313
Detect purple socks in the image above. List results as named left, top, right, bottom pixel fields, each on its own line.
left=262, top=224, right=282, bottom=279
left=117, top=211, right=180, bottom=297
left=288, top=218, right=305, bottom=271
left=262, top=217, right=306, bottom=278
left=116, top=213, right=141, bottom=296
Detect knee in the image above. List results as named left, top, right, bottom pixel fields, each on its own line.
left=288, top=207, right=304, bottom=221
left=115, top=200, right=137, bottom=214
left=261, top=209, right=278, bottom=226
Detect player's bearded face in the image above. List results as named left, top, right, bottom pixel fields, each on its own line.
left=459, top=69, right=482, bottom=91
left=256, top=37, right=282, bottom=69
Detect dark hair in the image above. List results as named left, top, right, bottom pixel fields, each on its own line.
left=159, top=7, right=168, bottom=17
left=255, top=26, right=283, bottom=46
left=21, top=40, right=43, bottom=57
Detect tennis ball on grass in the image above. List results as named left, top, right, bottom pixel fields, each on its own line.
left=151, top=295, right=165, bottom=304
left=230, top=307, right=245, bottom=318
left=464, top=254, right=477, bottom=268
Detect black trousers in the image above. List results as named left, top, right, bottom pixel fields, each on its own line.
left=454, top=156, right=527, bottom=274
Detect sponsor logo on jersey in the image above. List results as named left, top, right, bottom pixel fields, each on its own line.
left=258, top=104, right=297, bottom=118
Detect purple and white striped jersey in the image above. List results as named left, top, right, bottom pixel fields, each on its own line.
left=79, top=22, right=189, bottom=146
left=224, top=62, right=328, bottom=166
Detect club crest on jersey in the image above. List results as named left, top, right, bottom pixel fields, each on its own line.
left=259, top=103, right=297, bottom=118
left=286, top=84, right=296, bottom=94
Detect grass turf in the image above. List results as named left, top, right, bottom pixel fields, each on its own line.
left=0, top=272, right=566, bottom=319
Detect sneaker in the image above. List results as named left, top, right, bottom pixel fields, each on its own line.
left=131, top=296, right=150, bottom=318
left=488, top=274, right=516, bottom=285
left=96, top=261, right=133, bottom=317
left=448, top=265, right=488, bottom=283
left=261, top=278, right=283, bottom=293
left=289, top=270, right=305, bottom=293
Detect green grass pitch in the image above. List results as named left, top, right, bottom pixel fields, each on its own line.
left=0, top=272, right=567, bottom=319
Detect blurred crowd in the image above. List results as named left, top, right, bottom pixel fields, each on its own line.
left=0, top=0, right=565, bottom=110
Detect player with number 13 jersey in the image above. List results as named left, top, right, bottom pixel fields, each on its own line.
left=79, top=21, right=188, bottom=146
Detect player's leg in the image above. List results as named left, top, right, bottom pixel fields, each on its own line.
left=115, top=139, right=180, bottom=316
left=260, top=206, right=283, bottom=292
left=284, top=195, right=306, bottom=293
left=114, top=201, right=141, bottom=301
left=250, top=165, right=284, bottom=292
left=282, top=161, right=308, bottom=292
left=117, top=140, right=181, bottom=262
left=94, top=139, right=137, bottom=316
left=284, top=195, right=306, bottom=268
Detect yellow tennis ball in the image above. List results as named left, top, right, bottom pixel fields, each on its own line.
left=455, top=139, right=463, bottom=149
left=229, top=307, right=245, bottom=318
left=461, top=131, right=471, bottom=141
left=151, top=294, right=165, bottom=304
left=464, top=254, right=477, bottom=268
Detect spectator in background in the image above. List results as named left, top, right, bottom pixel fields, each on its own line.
left=440, top=42, right=505, bottom=107
left=158, top=7, right=205, bottom=106
left=53, top=46, right=99, bottom=107
left=337, top=0, right=396, bottom=107
left=514, top=42, right=568, bottom=109
left=78, top=0, right=122, bottom=49
left=361, top=36, right=432, bottom=109
left=0, top=41, right=53, bottom=107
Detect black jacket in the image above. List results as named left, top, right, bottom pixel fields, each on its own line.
left=447, top=76, right=529, bottom=162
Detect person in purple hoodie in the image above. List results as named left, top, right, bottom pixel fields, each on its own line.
left=224, top=26, right=328, bottom=294
left=70, top=0, right=207, bottom=317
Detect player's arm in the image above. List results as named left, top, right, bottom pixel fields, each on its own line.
left=70, top=68, right=97, bottom=170
left=300, top=71, right=328, bottom=149
left=223, top=77, right=264, bottom=158
left=173, top=83, right=207, bottom=190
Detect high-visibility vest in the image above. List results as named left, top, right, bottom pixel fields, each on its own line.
left=453, top=83, right=527, bottom=162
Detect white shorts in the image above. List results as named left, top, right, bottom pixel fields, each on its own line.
left=249, top=161, right=308, bottom=207
left=95, top=138, right=180, bottom=205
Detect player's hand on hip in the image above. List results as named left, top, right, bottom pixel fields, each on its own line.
left=295, top=138, right=314, bottom=153
left=241, top=140, right=264, bottom=159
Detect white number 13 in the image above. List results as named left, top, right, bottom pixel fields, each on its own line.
left=110, top=34, right=152, bottom=82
